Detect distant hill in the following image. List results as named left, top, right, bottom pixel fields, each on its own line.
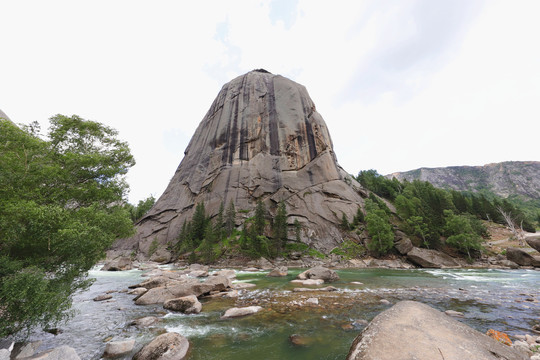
left=387, top=161, right=540, bottom=201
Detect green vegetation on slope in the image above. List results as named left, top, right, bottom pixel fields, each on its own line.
left=0, top=116, right=135, bottom=337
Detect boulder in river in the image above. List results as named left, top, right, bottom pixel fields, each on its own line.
left=267, top=266, right=288, bottom=277
left=297, top=266, right=339, bottom=282
left=103, top=340, right=135, bottom=358
left=290, top=279, right=324, bottom=286
left=25, top=345, right=81, bottom=360
left=164, top=295, right=202, bottom=314
left=221, top=306, right=263, bottom=319
left=133, top=332, right=189, bottom=360
left=506, top=247, right=540, bottom=267
left=130, top=316, right=160, bottom=328
left=101, top=256, right=132, bottom=271
left=406, top=247, right=460, bottom=268
left=346, top=300, right=527, bottom=360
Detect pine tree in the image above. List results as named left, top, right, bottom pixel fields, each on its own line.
left=254, top=200, right=266, bottom=236
left=225, top=201, right=236, bottom=236
left=272, top=201, right=288, bottom=256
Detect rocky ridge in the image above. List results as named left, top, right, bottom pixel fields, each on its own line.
left=387, top=161, right=540, bottom=200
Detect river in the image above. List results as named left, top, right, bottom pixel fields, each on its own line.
left=26, top=267, right=540, bottom=359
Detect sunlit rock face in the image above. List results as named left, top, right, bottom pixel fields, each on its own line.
left=116, top=70, right=366, bottom=258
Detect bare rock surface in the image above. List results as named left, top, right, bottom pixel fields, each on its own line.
left=111, top=70, right=366, bottom=259
left=24, top=345, right=80, bottom=360
left=407, top=247, right=460, bottom=268
left=347, top=301, right=527, bottom=360
left=103, top=340, right=135, bottom=358
left=506, top=247, right=540, bottom=267
left=297, top=266, right=339, bottom=282
left=221, top=306, right=263, bottom=319
left=133, top=332, right=189, bottom=360
left=526, top=235, right=540, bottom=253
left=163, top=295, right=202, bottom=314
left=101, top=257, right=132, bottom=271
left=267, top=266, right=288, bottom=277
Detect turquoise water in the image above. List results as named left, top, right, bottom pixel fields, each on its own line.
left=26, top=268, right=540, bottom=359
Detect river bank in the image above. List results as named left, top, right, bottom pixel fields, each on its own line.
left=10, top=263, right=539, bottom=359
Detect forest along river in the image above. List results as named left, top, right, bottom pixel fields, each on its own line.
left=27, top=267, right=540, bottom=360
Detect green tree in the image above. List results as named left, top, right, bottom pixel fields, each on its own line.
left=272, top=202, right=288, bottom=256
left=224, top=201, right=236, bottom=236
left=0, top=116, right=135, bottom=337
left=341, top=213, right=351, bottom=231
left=364, top=199, right=394, bottom=256
left=443, top=210, right=483, bottom=259
left=127, top=195, right=156, bottom=223
left=253, top=200, right=267, bottom=236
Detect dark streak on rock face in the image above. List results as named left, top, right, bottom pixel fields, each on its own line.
left=114, top=71, right=367, bottom=258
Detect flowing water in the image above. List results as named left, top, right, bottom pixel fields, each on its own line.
left=26, top=267, right=540, bottom=359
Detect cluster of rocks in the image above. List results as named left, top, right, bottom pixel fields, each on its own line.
left=503, top=236, right=540, bottom=268
left=0, top=341, right=80, bottom=360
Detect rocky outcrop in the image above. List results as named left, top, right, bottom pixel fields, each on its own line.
left=0, top=109, right=11, bottom=122
left=347, top=301, right=527, bottom=360
left=393, top=231, right=413, bottom=255
left=133, top=332, right=189, bottom=360
left=406, top=247, right=460, bottom=268
left=506, top=247, right=540, bottom=267
left=111, top=70, right=366, bottom=258
left=297, top=266, right=339, bottom=282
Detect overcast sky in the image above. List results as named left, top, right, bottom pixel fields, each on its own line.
left=1, top=0, right=539, bottom=203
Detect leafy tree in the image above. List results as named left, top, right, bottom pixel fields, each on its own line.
left=0, top=116, right=135, bottom=337
left=443, top=210, right=483, bottom=259
left=364, top=199, right=394, bottom=255
left=127, top=195, right=156, bottom=223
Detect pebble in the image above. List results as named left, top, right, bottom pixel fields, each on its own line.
left=444, top=310, right=464, bottom=318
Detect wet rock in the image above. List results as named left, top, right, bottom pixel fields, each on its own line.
left=526, top=236, right=540, bottom=253
left=306, top=298, right=319, bottom=305
left=267, top=266, right=288, bottom=277
left=506, top=247, right=540, bottom=267
left=164, top=295, right=202, bottom=314
left=130, top=316, right=161, bottom=328
left=445, top=310, right=465, bottom=318
left=25, top=345, right=80, bottom=360
left=533, top=324, right=540, bottom=334
left=407, top=247, right=460, bottom=268
left=129, top=276, right=179, bottom=290
left=231, top=282, right=257, bottom=290
left=290, top=279, right=324, bottom=286
left=12, top=340, right=41, bottom=359
left=134, top=278, right=201, bottom=305
left=192, top=275, right=232, bottom=295
left=127, top=287, right=148, bottom=296
left=350, top=281, right=364, bottom=285
left=103, top=340, right=135, bottom=358
left=221, top=306, right=263, bottom=319
left=102, top=257, right=132, bottom=271
left=93, top=294, right=112, bottom=301
left=293, top=286, right=337, bottom=292
left=379, top=299, right=390, bottom=305
left=213, top=269, right=236, bottom=279
left=297, top=266, right=339, bottom=282
left=133, top=332, right=189, bottom=360
left=347, top=301, right=527, bottom=360
left=289, top=334, right=312, bottom=346
left=44, top=328, right=62, bottom=335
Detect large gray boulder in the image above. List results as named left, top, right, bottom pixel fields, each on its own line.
left=221, top=306, right=263, bottom=319
left=347, top=301, right=527, bottom=360
left=103, top=340, right=135, bottom=358
left=134, top=279, right=199, bottom=305
left=394, top=231, right=413, bottom=255
left=111, top=70, right=367, bottom=258
left=407, top=247, right=460, bottom=268
left=164, top=295, right=202, bottom=314
left=506, top=247, right=540, bottom=267
left=133, top=332, right=189, bottom=360
left=297, top=266, right=339, bottom=282
left=101, top=256, right=132, bottom=271
left=526, top=235, right=540, bottom=253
